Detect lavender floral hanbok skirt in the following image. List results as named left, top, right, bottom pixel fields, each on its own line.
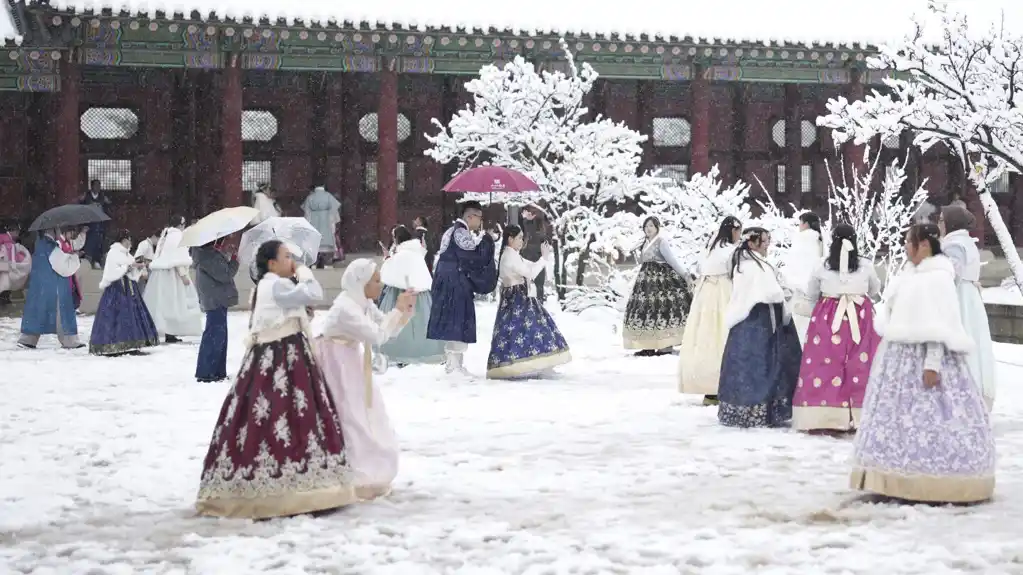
left=851, top=341, right=995, bottom=503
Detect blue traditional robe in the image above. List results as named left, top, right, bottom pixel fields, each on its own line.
left=427, top=221, right=498, bottom=344
left=21, top=235, right=78, bottom=336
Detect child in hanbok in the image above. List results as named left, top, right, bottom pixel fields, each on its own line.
left=196, top=240, right=357, bottom=518
left=487, top=224, right=571, bottom=379
left=377, top=225, right=444, bottom=365
left=784, top=212, right=824, bottom=344
left=315, top=259, right=416, bottom=500
left=717, top=228, right=802, bottom=428
left=18, top=228, right=85, bottom=349
left=622, top=216, right=693, bottom=355
left=852, top=224, right=995, bottom=503
left=0, top=224, right=31, bottom=306
left=792, top=224, right=881, bottom=432
left=89, top=231, right=160, bottom=356
left=939, top=206, right=996, bottom=411
left=678, top=216, right=741, bottom=405
left=144, top=217, right=203, bottom=343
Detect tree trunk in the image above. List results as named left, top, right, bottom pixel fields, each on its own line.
left=978, top=191, right=1023, bottom=295
left=554, top=231, right=567, bottom=301
left=574, top=233, right=596, bottom=287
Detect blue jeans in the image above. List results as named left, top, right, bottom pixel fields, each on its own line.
left=196, top=308, right=228, bottom=381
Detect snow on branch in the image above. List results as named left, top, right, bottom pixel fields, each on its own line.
left=818, top=2, right=1023, bottom=296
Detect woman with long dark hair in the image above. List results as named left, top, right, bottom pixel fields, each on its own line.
left=376, top=225, right=445, bottom=365
left=678, top=216, right=742, bottom=405
left=413, top=215, right=436, bottom=274
left=792, top=223, right=881, bottom=432
left=486, top=224, right=571, bottom=378
left=717, top=227, right=801, bottom=427
left=852, top=224, right=994, bottom=503
left=88, top=229, right=160, bottom=355
left=939, top=205, right=995, bottom=411
left=196, top=240, right=358, bottom=518
left=621, top=216, right=693, bottom=356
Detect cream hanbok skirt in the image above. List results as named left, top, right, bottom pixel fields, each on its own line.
left=142, top=269, right=203, bottom=336
left=678, top=274, right=731, bottom=395
left=313, top=337, right=399, bottom=500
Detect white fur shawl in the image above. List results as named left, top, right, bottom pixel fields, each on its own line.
left=783, top=228, right=823, bottom=291
left=99, top=243, right=140, bottom=289
left=150, top=227, right=193, bottom=270
left=883, top=255, right=973, bottom=353
left=379, top=239, right=433, bottom=291
left=725, top=252, right=788, bottom=329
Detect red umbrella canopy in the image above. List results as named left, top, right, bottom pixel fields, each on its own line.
left=442, top=166, right=540, bottom=194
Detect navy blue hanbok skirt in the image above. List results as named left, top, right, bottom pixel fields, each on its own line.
left=89, top=276, right=160, bottom=356
left=717, top=303, right=801, bottom=428
left=486, top=284, right=571, bottom=379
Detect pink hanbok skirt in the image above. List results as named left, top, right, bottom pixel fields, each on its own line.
left=314, top=337, right=399, bottom=500
left=792, top=296, right=881, bottom=431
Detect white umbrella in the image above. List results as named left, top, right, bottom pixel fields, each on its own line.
left=179, top=206, right=260, bottom=248
left=239, top=217, right=322, bottom=268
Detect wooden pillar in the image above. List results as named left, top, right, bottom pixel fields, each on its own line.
left=220, top=63, right=243, bottom=209
left=377, top=66, right=399, bottom=242
left=690, top=65, right=711, bottom=175
left=731, top=83, right=749, bottom=186
left=53, top=59, right=80, bottom=206
left=784, top=84, right=802, bottom=209
left=310, top=73, right=328, bottom=186
left=844, top=69, right=866, bottom=182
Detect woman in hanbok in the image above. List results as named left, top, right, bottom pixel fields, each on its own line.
left=413, top=215, right=436, bottom=274
left=89, top=231, right=160, bottom=356
left=939, top=206, right=996, bottom=411
left=784, top=212, right=824, bottom=344
left=302, top=185, right=342, bottom=269
left=0, top=224, right=31, bottom=306
left=18, top=228, right=85, bottom=349
left=852, top=224, right=995, bottom=503
left=196, top=240, right=357, bottom=518
left=792, top=224, right=881, bottom=432
left=717, top=227, right=802, bottom=428
left=144, top=217, right=203, bottom=343
left=252, top=183, right=281, bottom=225
left=314, top=259, right=416, bottom=499
left=487, top=225, right=571, bottom=379
left=622, top=217, right=693, bottom=355
left=678, top=216, right=741, bottom=405
left=377, top=225, right=445, bottom=365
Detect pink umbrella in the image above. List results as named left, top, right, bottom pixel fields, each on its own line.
left=442, top=166, right=540, bottom=194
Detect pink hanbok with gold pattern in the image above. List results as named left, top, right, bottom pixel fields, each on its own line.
left=793, top=255, right=881, bottom=432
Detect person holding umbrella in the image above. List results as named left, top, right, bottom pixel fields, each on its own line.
left=18, top=226, right=86, bottom=349
left=192, top=238, right=239, bottom=382
left=426, top=201, right=499, bottom=375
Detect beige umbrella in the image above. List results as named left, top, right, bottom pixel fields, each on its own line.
left=179, top=206, right=260, bottom=248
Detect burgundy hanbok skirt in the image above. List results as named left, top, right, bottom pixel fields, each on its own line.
left=195, top=331, right=357, bottom=519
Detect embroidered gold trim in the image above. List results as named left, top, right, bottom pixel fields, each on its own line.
left=486, top=349, right=572, bottom=379
left=850, top=468, right=994, bottom=503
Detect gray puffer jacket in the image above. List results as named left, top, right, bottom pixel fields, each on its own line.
left=191, top=245, right=240, bottom=312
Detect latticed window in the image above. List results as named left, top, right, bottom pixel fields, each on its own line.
left=990, top=171, right=1011, bottom=194
left=652, top=117, right=691, bottom=147
left=242, top=110, right=278, bottom=141
left=364, top=161, right=407, bottom=192
left=242, top=161, right=272, bottom=192
left=654, top=164, right=688, bottom=186
left=776, top=164, right=786, bottom=194
left=882, top=133, right=900, bottom=149
left=80, top=108, right=139, bottom=139
left=87, top=159, right=132, bottom=191
left=801, top=164, right=813, bottom=194
left=772, top=119, right=817, bottom=148
left=358, top=113, right=412, bottom=143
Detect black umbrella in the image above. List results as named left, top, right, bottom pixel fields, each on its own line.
left=28, top=204, right=110, bottom=232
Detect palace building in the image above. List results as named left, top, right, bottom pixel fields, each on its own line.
left=0, top=0, right=1017, bottom=250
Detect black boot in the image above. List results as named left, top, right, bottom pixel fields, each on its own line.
left=165, top=335, right=181, bottom=344
left=703, top=395, right=719, bottom=406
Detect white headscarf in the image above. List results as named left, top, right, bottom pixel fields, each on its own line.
left=341, top=258, right=378, bottom=297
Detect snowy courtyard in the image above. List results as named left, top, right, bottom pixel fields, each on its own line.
left=1, top=304, right=1022, bottom=574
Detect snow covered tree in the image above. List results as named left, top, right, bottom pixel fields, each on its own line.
left=425, top=40, right=661, bottom=302
left=824, top=154, right=929, bottom=295
left=817, top=2, right=1023, bottom=293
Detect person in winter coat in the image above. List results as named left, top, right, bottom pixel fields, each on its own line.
left=302, top=185, right=343, bottom=269
left=191, top=238, right=240, bottom=382
left=519, top=206, right=549, bottom=304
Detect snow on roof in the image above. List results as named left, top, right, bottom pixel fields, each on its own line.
left=0, top=2, right=20, bottom=44
left=4, top=0, right=1023, bottom=48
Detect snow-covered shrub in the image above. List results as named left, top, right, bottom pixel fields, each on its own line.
left=818, top=2, right=1023, bottom=294
left=824, top=153, right=928, bottom=296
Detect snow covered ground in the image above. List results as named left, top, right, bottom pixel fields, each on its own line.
left=2, top=304, right=1023, bottom=574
